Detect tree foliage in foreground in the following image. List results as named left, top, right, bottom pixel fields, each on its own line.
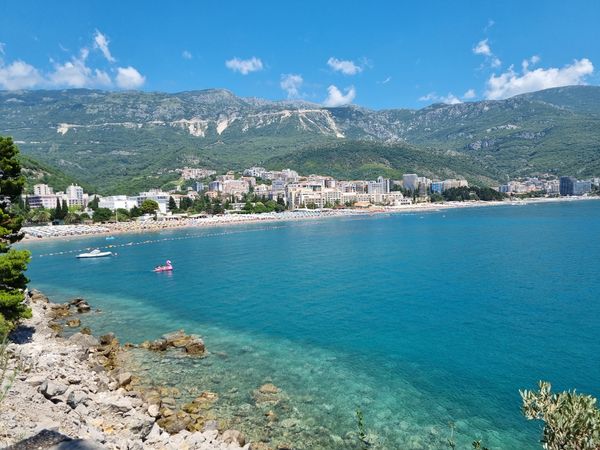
left=140, top=199, right=159, bottom=214
left=0, top=137, right=31, bottom=336
left=521, top=381, right=600, bottom=450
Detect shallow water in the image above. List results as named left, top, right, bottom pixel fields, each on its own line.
left=24, top=201, right=600, bottom=449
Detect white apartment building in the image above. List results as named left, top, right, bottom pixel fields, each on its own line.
left=33, top=184, right=54, bottom=196
left=27, top=184, right=61, bottom=209
left=27, top=194, right=61, bottom=209
left=65, top=184, right=87, bottom=207
left=98, top=195, right=138, bottom=211
left=367, top=177, right=391, bottom=195
left=136, top=190, right=169, bottom=214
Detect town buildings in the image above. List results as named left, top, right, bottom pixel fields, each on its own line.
left=26, top=184, right=89, bottom=209
left=180, top=167, right=216, bottom=180
left=559, top=176, right=593, bottom=196
left=24, top=168, right=598, bottom=219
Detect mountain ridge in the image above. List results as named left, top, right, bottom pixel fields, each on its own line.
left=1, top=85, right=599, bottom=193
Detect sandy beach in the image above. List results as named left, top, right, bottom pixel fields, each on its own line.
left=22, top=196, right=600, bottom=241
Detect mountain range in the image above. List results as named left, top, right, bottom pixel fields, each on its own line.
left=2, top=85, right=600, bottom=194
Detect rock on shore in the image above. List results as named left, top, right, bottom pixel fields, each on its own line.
left=1, top=290, right=248, bottom=450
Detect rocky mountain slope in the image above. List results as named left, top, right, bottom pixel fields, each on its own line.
left=1, top=86, right=599, bottom=193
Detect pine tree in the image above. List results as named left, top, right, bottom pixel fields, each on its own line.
left=88, top=195, right=100, bottom=211
left=61, top=199, right=69, bottom=219
left=168, top=196, right=178, bottom=212
left=0, top=137, right=31, bottom=336
left=53, top=198, right=61, bottom=221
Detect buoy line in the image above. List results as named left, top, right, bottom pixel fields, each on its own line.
left=33, top=224, right=297, bottom=258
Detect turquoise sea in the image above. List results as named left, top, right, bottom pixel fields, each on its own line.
left=23, top=201, right=600, bottom=449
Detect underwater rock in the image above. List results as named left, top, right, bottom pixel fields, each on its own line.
left=66, top=318, right=81, bottom=328
left=259, top=384, right=279, bottom=394
left=77, top=303, right=92, bottom=313
left=141, top=330, right=205, bottom=356
left=69, top=297, right=92, bottom=313
left=184, top=336, right=205, bottom=355
left=157, top=411, right=193, bottom=434
left=141, top=339, right=169, bottom=351
left=163, top=330, right=189, bottom=347
left=253, top=384, right=282, bottom=405
left=265, top=410, right=278, bottom=423
left=48, top=303, right=71, bottom=319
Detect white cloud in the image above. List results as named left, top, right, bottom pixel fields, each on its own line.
left=379, top=76, right=392, bottom=84
left=182, top=50, right=192, bottom=60
left=0, top=32, right=146, bottom=90
left=463, top=89, right=476, bottom=99
left=280, top=73, right=303, bottom=98
left=0, top=42, right=5, bottom=56
left=440, top=93, right=462, bottom=105
left=485, top=58, right=593, bottom=100
left=46, top=47, right=111, bottom=88
left=522, top=55, right=541, bottom=72
left=116, top=66, right=145, bottom=89
left=225, top=57, right=263, bottom=75
left=93, top=30, right=116, bottom=63
left=49, top=58, right=111, bottom=88
left=418, top=92, right=462, bottom=105
left=0, top=60, right=44, bottom=90
left=323, top=85, right=356, bottom=107
left=473, top=39, right=492, bottom=57
left=418, top=92, right=437, bottom=102
left=327, top=57, right=363, bottom=75
left=473, top=38, right=502, bottom=68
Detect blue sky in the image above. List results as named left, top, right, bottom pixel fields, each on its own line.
left=1, top=0, right=599, bottom=109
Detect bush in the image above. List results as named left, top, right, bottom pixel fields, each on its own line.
left=92, top=207, right=113, bottom=223
left=521, top=381, right=600, bottom=450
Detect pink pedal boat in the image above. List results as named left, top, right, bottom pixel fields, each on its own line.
left=153, top=260, right=173, bottom=272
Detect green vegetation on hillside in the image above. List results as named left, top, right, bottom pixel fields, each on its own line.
left=19, top=155, right=93, bottom=193
left=1, top=86, right=599, bottom=194
left=265, top=141, right=500, bottom=185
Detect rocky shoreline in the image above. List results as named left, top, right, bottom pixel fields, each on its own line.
left=1, top=290, right=251, bottom=450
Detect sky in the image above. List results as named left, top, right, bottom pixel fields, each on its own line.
left=0, top=0, right=599, bottom=109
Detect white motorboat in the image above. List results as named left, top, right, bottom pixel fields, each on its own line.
left=77, top=248, right=113, bottom=259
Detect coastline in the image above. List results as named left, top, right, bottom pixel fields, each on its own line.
left=2, top=291, right=249, bottom=449
left=22, top=195, right=600, bottom=242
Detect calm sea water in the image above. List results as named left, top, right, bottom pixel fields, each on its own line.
left=23, top=201, right=600, bottom=449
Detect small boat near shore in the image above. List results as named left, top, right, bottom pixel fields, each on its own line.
left=77, top=248, right=113, bottom=259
